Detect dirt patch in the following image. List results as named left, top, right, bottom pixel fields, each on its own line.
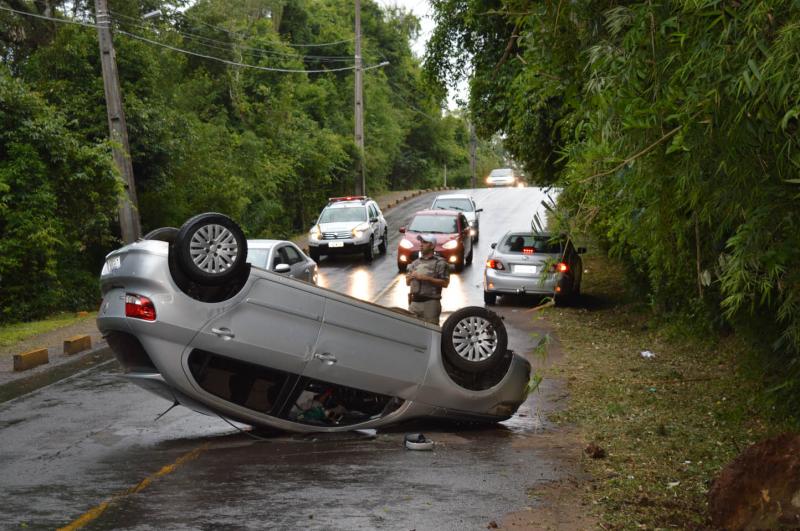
left=708, top=432, right=800, bottom=529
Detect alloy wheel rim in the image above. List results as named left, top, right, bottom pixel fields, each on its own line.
left=451, top=316, right=497, bottom=363
left=189, top=224, right=238, bottom=274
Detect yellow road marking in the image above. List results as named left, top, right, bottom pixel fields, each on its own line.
left=58, top=443, right=209, bottom=531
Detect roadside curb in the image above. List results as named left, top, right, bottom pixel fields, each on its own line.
left=0, top=341, right=112, bottom=404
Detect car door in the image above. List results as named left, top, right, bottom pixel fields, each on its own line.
left=187, top=277, right=324, bottom=376
left=303, top=297, right=432, bottom=399
left=283, top=244, right=313, bottom=282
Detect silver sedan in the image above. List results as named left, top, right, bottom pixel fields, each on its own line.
left=98, top=213, right=531, bottom=433
left=483, top=231, right=584, bottom=306
left=247, top=239, right=318, bottom=284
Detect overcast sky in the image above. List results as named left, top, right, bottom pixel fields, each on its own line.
left=374, top=0, right=466, bottom=108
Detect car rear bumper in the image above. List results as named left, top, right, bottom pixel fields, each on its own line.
left=484, top=269, right=570, bottom=295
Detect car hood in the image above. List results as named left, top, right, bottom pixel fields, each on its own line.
left=317, top=221, right=363, bottom=231
left=404, top=231, right=459, bottom=250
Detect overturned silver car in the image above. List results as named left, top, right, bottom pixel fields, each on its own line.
left=98, top=213, right=532, bottom=433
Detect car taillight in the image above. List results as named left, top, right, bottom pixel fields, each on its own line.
left=553, top=262, right=568, bottom=273
left=125, top=294, right=156, bottom=321
left=486, top=259, right=505, bottom=270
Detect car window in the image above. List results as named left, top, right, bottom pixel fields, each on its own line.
left=247, top=249, right=271, bottom=269
left=368, top=204, right=378, bottom=219
left=432, top=198, right=474, bottom=212
left=319, top=206, right=367, bottom=223
left=408, top=214, right=458, bottom=234
left=489, top=168, right=513, bottom=178
left=282, top=245, right=303, bottom=265
left=501, top=234, right=563, bottom=254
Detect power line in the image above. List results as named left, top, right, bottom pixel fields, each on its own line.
left=116, top=29, right=387, bottom=74
left=173, top=10, right=356, bottom=48
left=109, top=10, right=356, bottom=62
left=0, top=5, right=389, bottom=74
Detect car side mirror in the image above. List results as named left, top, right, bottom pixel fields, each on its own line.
left=476, top=208, right=483, bottom=213
left=577, top=247, right=587, bottom=254
left=399, top=227, right=406, bottom=233
left=274, top=263, right=291, bottom=274
left=490, top=243, right=497, bottom=249
left=370, top=217, right=378, bottom=222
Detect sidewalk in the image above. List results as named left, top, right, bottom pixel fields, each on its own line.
left=0, top=188, right=447, bottom=399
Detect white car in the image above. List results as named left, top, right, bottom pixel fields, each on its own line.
left=247, top=240, right=318, bottom=284
left=307, top=196, right=388, bottom=262
left=430, top=194, right=483, bottom=242
left=486, top=168, right=517, bottom=187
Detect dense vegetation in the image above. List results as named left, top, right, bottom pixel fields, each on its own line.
left=0, top=0, right=503, bottom=323
left=425, top=1, right=800, bottom=416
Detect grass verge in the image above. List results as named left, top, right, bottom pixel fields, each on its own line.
left=0, top=312, right=97, bottom=348
left=544, top=254, right=794, bottom=529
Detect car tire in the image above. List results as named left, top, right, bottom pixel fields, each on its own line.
left=483, top=292, right=497, bottom=305
left=466, top=247, right=473, bottom=266
left=143, top=226, right=178, bottom=243
left=398, top=262, right=407, bottom=273
left=309, top=248, right=321, bottom=263
left=172, top=212, right=248, bottom=286
left=441, top=306, right=507, bottom=373
left=364, top=237, right=374, bottom=262
left=378, top=229, right=388, bottom=255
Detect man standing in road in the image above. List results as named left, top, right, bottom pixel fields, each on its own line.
left=406, top=234, right=450, bottom=325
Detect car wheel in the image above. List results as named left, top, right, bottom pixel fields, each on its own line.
left=143, top=226, right=178, bottom=243
left=364, top=237, right=374, bottom=262
left=465, top=247, right=473, bottom=266
left=172, top=212, right=248, bottom=286
left=398, top=262, right=407, bottom=273
left=441, top=306, right=507, bottom=373
left=378, top=229, right=388, bottom=255
left=474, top=231, right=479, bottom=243
left=483, top=291, right=497, bottom=305
left=309, top=248, right=321, bottom=263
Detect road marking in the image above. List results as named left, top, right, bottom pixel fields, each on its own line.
left=58, top=443, right=209, bottom=530
left=371, top=275, right=402, bottom=303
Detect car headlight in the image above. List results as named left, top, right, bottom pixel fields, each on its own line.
left=310, top=225, right=321, bottom=239
left=399, top=239, right=414, bottom=249
left=351, top=223, right=369, bottom=238
left=468, top=220, right=475, bottom=227
left=442, top=239, right=459, bottom=250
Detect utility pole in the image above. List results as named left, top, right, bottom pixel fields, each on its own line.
left=354, top=0, right=365, bottom=196
left=443, top=164, right=447, bottom=188
left=95, top=0, right=141, bottom=243
left=469, top=123, right=477, bottom=189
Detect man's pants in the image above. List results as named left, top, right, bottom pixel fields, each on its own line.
left=409, top=299, right=442, bottom=325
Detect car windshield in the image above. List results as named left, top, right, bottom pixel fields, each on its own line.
left=408, top=215, right=458, bottom=234
left=318, top=206, right=366, bottom=223
left=490, top=168, right=513, bottom=178
left=247, top=248, right=271, bottom=268
left=501, top=234, right=563, bottom=254
left=433, top=198, right=473, bottom=212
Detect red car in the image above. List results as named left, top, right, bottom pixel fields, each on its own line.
left=397, top=209, right=474, bottom=272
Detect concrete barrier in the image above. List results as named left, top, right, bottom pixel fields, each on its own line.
left=14, top=348, right=49, bottom=371
left=64, top=335, right=92, bottom=356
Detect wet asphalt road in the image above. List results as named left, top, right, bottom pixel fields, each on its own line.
left=0, top=187, right=572, bottom=530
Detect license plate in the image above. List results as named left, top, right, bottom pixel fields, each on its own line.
left=328, top=241, right=344, bottom=248
left=513, top=264, right=537, bottom=274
